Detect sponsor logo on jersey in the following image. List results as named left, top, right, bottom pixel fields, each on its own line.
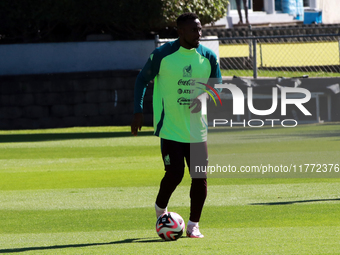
left=177, top=97, right=191, bottom=105
left=178, top=89, right=194, bottom=94
left=178, top=79, right=196, bottom=86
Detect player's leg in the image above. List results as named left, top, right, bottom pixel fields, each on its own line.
left=235, top=0, right=243, bottom=24
left=243, top=0, right=249, bottom=24
left=185, top=141, right=208, bottom=238
left=155, top=139, right=185, bottom=218
left=189, top=178, right=207, bottom=222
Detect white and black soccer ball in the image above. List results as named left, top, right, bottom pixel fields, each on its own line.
left=155, top=212, right=185, bottom=241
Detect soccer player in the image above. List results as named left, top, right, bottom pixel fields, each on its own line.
left=131, top=13, right=222, bottom=238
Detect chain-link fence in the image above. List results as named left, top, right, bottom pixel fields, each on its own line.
left=156, top=33, right=340, bottom=78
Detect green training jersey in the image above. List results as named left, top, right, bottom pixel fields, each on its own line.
left=134, top=39, right=222, bottom=143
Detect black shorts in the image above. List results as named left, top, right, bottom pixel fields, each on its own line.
left=161, top=138, right=208, bottom=178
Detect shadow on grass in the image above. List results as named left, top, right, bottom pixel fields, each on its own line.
left=0, top=131, right=154, bottom=143
left=0, top=237, right=162, bottom=253
left=250, top=198, right=340, bottom=206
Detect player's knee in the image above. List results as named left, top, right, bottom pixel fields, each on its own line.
left=165, top=170, right=184, bottom=186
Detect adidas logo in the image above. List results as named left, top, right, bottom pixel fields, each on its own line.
left=164, top=154, right=170, bottom=166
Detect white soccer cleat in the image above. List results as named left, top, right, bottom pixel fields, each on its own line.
left=186, top=224, right=204, bottom=238
left=155, top=203, right=168, bottom=219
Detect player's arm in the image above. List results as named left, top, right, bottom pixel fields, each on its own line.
left=131, top=72, right=147, bottom=136
left=131, top=52, right=159, bottom=136
left=190, top=53, right=223, bottom=113
left=209, top=53, right=223, bottom=93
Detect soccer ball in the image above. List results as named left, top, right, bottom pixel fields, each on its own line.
left=155, top=212, right=185, bottom=241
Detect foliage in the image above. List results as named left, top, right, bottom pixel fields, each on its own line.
left=0, top=0, right=228, bottom=43
left=161, top=0, right=229, bottom=27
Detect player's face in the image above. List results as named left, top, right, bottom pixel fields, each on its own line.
left=178, top=19, right=202, bottom=49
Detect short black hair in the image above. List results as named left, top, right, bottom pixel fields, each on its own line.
left=176, top=12, right=199, bottom=28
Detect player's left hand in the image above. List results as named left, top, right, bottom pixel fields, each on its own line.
left=189, top=98, right=201, bottom=113
left=131, top=113, right=144, bottom=136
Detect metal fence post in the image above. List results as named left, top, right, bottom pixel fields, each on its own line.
left=155, top=34, right=159, bottom=48
left=260, top=43, right=263, bottom=68
left=248, top=25, right=253, bottom=59
left=253, top=38, right=257, bottom=78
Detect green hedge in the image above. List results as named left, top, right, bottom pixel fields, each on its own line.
left=0, top=0, right=228, bottom=44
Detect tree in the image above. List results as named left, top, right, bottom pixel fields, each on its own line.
left=0, top=0, right=229, bottom=44
left=161, top=0, right=229, bottom=27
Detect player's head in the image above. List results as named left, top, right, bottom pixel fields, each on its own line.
left=176, top=12, right=202, bottom=49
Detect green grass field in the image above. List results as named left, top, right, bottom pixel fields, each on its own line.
left=1, top=124, right=340, bottom=254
